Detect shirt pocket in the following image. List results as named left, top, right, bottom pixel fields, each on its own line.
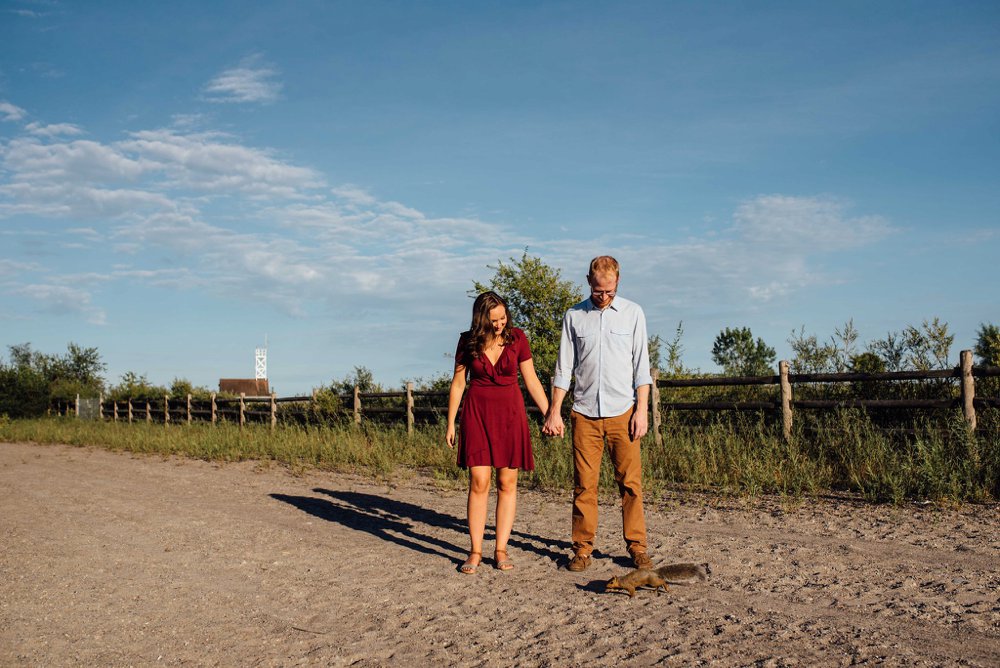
left=608, top=328, right=633, bottom=355
left=574, top=330, right=597, bottom=358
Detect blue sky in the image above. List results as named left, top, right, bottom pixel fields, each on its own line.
left=1, top=0, right=998, bottom=394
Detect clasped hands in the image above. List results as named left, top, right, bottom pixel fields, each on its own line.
left=541, top=410, right=565, bottom=438
left=540, top=408, right=649, bottom=441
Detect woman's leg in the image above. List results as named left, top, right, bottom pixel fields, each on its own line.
left=466, top=466, right=492, bottom=563
left=494, top=467, right=519, bottom=552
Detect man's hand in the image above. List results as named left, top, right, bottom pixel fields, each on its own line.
left=629, top=409, right=648, bottom=441
left=542, top=410, right=565, bottom=438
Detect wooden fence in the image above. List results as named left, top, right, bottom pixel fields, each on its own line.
left=650, top=350, right=999, bottom=445
left=58, top=350, right=999, bottom=439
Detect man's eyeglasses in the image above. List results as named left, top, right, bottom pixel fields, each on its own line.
left=591, top=290, right=616, bottom=298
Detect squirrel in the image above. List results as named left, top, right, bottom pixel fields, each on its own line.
left=605, top=562, right=711, bottom=598
left=656, top=562, right=711, bottom=583
left=604, top=569, right=669, bottom=598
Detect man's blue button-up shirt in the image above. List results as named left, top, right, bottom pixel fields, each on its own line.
left=551, top=295, right=653, bottom=418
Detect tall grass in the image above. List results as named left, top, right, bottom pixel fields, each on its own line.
left=1, top=409, right=997, bottom=503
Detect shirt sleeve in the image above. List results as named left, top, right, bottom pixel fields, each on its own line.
left=632, top=307, right=654, bottom=389
left=454, top=333, right=469, bottom=368
left=551, top=312, right=574, bottom=391
left=515, top=328, right=532, bottom=363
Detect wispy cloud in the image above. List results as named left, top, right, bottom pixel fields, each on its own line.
left=0, top=101, right=27, bottom=121
left=25, top=121, right=83, bottom=137
left=0, top=107, right=893, bottom=329
left=10, top=283, right=107, bottom=325
left=203, top=55, right=283, bottom=104
left=536, top=194, right=897, bottom=318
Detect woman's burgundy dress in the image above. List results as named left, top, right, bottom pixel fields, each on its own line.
left=456, top=327, right=535, bottom=470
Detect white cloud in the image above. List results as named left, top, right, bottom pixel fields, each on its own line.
left=11, top=283, right=106, bottom=325
left=119, top=129, right=323, bottom=195
left=1, top=137, right=149, bottom=183
left=0, top=107, right=895, bottom=334
left=0, top=101, right=27, bottom=121
left=331, top=185, right=377, bottom=207
left=0, top=259, right=40, bottom=277
left=532, top=194, right=897, bottom=315
left=732, top=195, right=894, bottom=251
left=203, top=56, right=282, bottom=104
left=25, top=121, right=84, bottom=137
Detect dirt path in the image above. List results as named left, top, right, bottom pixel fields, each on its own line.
left=1, top=441, right=998, bottom=667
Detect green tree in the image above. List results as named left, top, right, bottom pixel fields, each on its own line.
left=974, top=322, right=1000, bottom=367
left=0, top=346, right=48, bottom=417
left=169, top=378, right=213, bottom=400
left=0, top=343, right=106, bottom=416
left=711, top=326, right=776, bottom=376
left=472, top=251, right=583, bottom=384
left=330, top=366, right=381, bottom=395
left=107, top=371, right=167, bottom=401
left=903, top=317, right=953, bottom=370
left=650, top=321, right=691, bottom=377
left=868, top=330, right=907, bottom=371
left=788, top=320, right=859, bottom=373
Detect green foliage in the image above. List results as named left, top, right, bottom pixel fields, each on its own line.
left=403, top=372, right=452, bottom=393
left=169, top=378, right=197, bottom=400
left=711, top=326, right=776, bottom=376
left=901, top=317, right=954, bottom=370
left=4, top=407, right=995, bottom=504
left=790, top=317, right=956, bottom=378
left=974, top=322, right=1000, bottom=367
left=472, top=251, right=583, bottom=384
left=865, top=318, right=953, bottom=372
left=107, top=371, right=168, bottom=402
left=329, top=366, right=382, bottom=394
left=787, top=320, right=859, bottom=373
left=648, top=321, right=692, bottom=378
left=0, top=342, right=106, bottom=417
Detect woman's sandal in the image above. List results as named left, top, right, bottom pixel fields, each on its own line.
left=494, top=549, right=514, bottom=571
left=459, top=551, right=482, bottom=575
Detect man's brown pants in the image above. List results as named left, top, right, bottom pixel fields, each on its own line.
left=570, top=408, right=647, bottom=557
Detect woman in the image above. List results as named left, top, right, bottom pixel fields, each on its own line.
left=446, top=291, right=549, bottom=574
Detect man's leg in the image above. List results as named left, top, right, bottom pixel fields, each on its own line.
left=570, top=411, right=604, bottom=558
left=606, top=408, right=647, bottom=558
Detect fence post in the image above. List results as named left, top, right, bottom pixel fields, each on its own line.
left=187, top=394, right=192, bottom=425
left=113, top=400, right=118, bottom=422
left=406, top=382, right=414, bottom=436
left=779, top=361, right=793, bottom=442
left=128, top=398, right=133, bottom=423
left=146, top=400, right=151, bottom=424
left=650, top=368, right=662, bottom=446
left=99, top=394, right=104, bottom=421
left=960, top=350, right=976, bottom=432
left=271, top=392, right=277, bottom=430
left=353, top=385, right=361, bottom=427
left=240, top=392, right=246, bottom=429
left=164, top=395, right=169, bottom=426
left=211, top=393, right=217, bottom=424
left=75, top=394, right=80, bottom=419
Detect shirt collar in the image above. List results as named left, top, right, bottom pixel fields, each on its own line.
left=587, top=297, right=620, bottom=312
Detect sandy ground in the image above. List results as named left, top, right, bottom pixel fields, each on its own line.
left=1, top=441, right=998, bottom=667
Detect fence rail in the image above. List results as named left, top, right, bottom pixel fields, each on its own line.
left=54, top=350, right=998, bottom=439
left=650, top=350, right=996, bottom=444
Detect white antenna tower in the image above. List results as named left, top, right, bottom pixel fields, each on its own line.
left=255, top=335, right=268, bottom=380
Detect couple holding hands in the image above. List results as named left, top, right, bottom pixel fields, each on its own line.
left=445, top=256, right=653, bottom=575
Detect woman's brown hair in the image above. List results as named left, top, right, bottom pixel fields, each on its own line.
left=462, top=291, right=513, bottom=361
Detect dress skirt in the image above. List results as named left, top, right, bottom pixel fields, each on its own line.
left=458, top=382, right=534, bottom=470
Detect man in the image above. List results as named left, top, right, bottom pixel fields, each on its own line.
left=542, top=255, right=653, bottom=572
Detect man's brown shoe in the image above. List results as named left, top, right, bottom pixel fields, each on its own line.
left=632, top=551, right=653, bottom=569
left=567, top=553, right=591, bottom=572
